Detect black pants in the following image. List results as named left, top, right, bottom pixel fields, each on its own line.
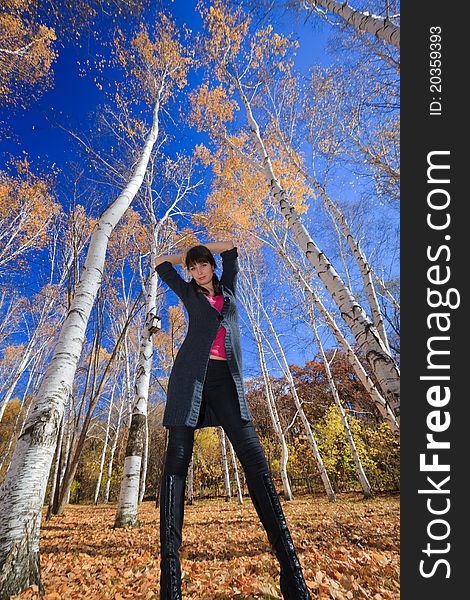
left=163, top=359, right=269, bottom=481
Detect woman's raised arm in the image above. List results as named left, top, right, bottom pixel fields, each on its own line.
left=155, top=253, right=185, bottom=267
left=202, top=241, right=234, bottom=254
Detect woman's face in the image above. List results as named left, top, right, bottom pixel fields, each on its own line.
left=188, top=260, right=214, bottom=286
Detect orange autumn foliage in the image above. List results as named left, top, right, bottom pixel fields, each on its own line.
left=0, top=0, right=57, bottom=108
left=0, top=161, right=60, bottom=272
left=11, top=495, right=399, bottom=599
left=113, top=13, right=191, bottom=107
left=191, top=133, right=312, bottom=246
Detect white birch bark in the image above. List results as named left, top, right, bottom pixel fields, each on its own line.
left=279, top=247, right=399, bottom=434
left=114, top=181, right=167, bottom=526
left=0, top=91, right=163, bottom=596
left=93, top=377, right=118, bottom=505
left=138, top=419, right=149, bottom=503
left=304, top=0, right=400, bottom=49
left=231, top=77, right=400, bottom=424
left=255, top=334, right=293, bottom=501
left=55, top=303, right=126, bottom=515
left=45, top=414, right=65, bottom=520
left=104, top=389, right=126, bottom=504
left=284, top=159, right=390, bottom=352
left=218, top=427, right=232, bottom=502
left=0, top=238, right=77, bottom=423
left=227, top=439, right=243, bottom=504
left=240, top=260, right=336, bottom=501
left=311, top=319, right=373, bottom=498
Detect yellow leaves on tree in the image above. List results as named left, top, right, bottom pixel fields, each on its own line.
left=0, top=0, right=57, bottom=108
left=0, top=161, right=60, bottom=272
left=189, top=84, right=239, bottom=136
left=106, top=207, right=147, bottom=271
left=0, top=343, right=25, bottom=366
left=114, top=13, right=191, bottom=106
left=198, top=0, right=296, bottom=82
left=198, top=0, right=249, bottom=77
left=84, top=344, right=112, bottom=366
left=191, top=132, right=312, bottom=246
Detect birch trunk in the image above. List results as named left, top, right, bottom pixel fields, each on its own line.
left=104, top=391, right=126, bottom=504
left=305, top=0, right=400, bottom=49
left=257, top=337, right=293, bottom=500
left=285, top=161, right=390, bottom=352
left=233, top=79, right=400, bottom=424
left=228, top=439, right=244, bottom=504
left=279, top=246, right=399, bottom=435
left=94, top=377, right=118, bottom=505
left=138, top=419, right=149, bottom=503
left=0, top=349, right=42, bottom=473
left=240, top=260, right=336, bottom=501
left=45, top=415, right=64, bottom=520
left=114, top=233, right=159, bottom=528
left=0, top=241, right=76, bottom=424
left=218, top=428, right=232, bottom=502
left=312, top=320, right=373, bottom=498
left=0, top=92, right=162, bottom=597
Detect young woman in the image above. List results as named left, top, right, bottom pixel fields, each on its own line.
left=155, top=241, right=311, bottom=600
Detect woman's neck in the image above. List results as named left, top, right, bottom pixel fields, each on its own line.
left=200, top=282, right=215, bottom=296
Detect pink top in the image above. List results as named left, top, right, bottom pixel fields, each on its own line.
left=205, top=295, right=227, bottom=359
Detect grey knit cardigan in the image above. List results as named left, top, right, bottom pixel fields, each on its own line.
left=155, top=247, right=253, bottom=429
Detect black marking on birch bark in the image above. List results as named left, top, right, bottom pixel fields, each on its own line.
left=19, top=407, right=61, bottom=444
left=0, top=513, right=44, bottom=597
left=125, top=412, right=146, bottom=456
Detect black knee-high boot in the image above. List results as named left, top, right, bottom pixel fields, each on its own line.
left=159, top=473, right=186, bottom=600
left=247, top=472, right=312, bottom=600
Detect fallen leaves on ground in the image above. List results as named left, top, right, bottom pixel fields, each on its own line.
left=12, top=492, right=399, bottom=599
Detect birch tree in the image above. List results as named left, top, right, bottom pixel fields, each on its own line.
left=0, top=162, right=60, bottom=279
left=239, top=252, right=336, bottom=501
left=0, top=13, right=190, bottom=597
left=246, top=0, right=400, bottom=49
left=310, top=317, right=373, bottom=498
left=193, top=1, right=400, bottom=424
left=302, top=0, right=400, bottom=49
left=218, top=428, right=232, bottom=502
left=114, top=151, right=200, bottom=526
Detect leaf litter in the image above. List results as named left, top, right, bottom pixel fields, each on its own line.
left=12, top=492, right=399, bottom=599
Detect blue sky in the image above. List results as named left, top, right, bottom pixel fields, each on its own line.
left=1, top=1, right=398, bottom=380
left=1, top=1, right=334, bottom=170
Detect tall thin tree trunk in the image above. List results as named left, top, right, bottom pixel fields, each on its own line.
left=94, top=377, right=118, bottom=505
left=56, top=296, right=138, bottom=515
left=254, top=329, right=293, bottom=501
left=283, top=157, right=391, bottom=352
left=138, top=418, right=149, bottom=503
left=228, top=438, right=243, bottom=504
left=114, top=242, right=158, bottom=528
left=0, top=91, right=163, bottom=598
left=46, top=415, right=65, bottom=520
left=311, top=318, right=373, bottom=499
left=104, top=391, right=126, bottom=504
left=232, top=75, right=400, bottom=424
left=0, top=351, right=40, bottom=473
left=239, top=261, right=337, bottom=501
left=279, top=247, right=399, bottom=435
left=218, top=428, right=231, bottom=502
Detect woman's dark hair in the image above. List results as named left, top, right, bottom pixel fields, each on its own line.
left=185, top=245, right=221, bottom=296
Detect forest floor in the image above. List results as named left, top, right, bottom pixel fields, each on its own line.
left=12, top=492, right=399, bottom=600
